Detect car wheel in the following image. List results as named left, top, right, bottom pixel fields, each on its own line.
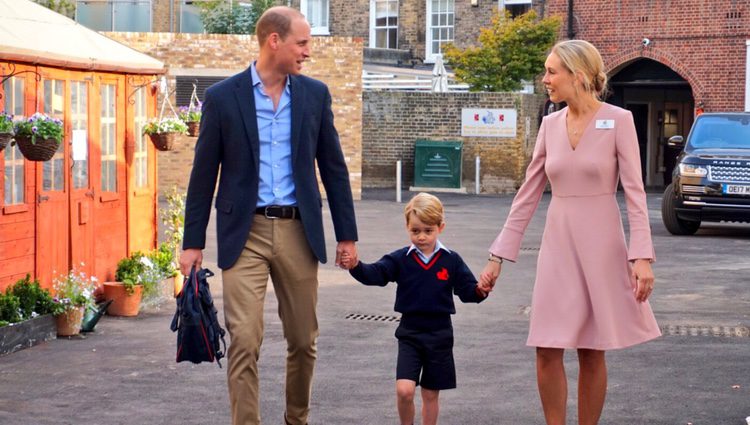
left=661, top=183, right=700, bottom=235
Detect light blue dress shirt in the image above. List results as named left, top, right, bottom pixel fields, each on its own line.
left=251, top=63, right=297, bottom=207
left=407, top=240, right=450, bottom=263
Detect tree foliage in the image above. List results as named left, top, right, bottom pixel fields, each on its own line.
left=443, top=10, right=561, bottom=92
left=35, top=0, right=76, bottom=19
left=199, top=0, right=276, bottom=35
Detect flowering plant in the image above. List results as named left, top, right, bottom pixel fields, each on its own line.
left=51, top=266, right=98, bottom=315
left=14, top=112, right=64, bottom=144
left=116, top=251, right=164, bottom=296
left=178, top=103, right=202, bottom=123
left=0, top=111, right=14, bottom=134
left=142, top=117, right=188, bottom=135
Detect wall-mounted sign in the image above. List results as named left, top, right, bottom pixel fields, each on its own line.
left=461, top=108, right=517, bottom=138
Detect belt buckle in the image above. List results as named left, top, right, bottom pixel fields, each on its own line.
left=263, top=206, right=278, bottom=219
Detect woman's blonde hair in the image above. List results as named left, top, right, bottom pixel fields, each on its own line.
left=404, top=193, right=444, bottom=226
left=551, top=40, right=608, bottom=99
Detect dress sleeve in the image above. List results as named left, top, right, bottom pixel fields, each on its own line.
left=616, top=111, right=655, bottom=261
left=488, top=118, right=549, bottom=262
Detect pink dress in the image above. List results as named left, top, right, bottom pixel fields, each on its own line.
left=490, top=103, right=661, bottom=350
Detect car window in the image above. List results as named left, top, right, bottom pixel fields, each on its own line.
left=688, top=116, right=750, bottom=149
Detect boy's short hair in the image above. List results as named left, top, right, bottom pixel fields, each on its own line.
left=404, top=193, right=444, bottom=226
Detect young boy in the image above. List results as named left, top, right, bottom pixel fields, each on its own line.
left=340, top=192, right=491, bottom=425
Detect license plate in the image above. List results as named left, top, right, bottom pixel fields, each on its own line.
left=723, top=184, right=750, bottom=195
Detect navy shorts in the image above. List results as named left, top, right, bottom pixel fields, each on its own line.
left=395, top=323, right=456, bottom=390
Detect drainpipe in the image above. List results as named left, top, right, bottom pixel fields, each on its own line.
left=169, top=0, right=174, bottom=32
left=567, top=0, right=575, bottom=39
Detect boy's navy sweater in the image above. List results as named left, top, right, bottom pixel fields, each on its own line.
left=349, top=247, right=486, bottom=315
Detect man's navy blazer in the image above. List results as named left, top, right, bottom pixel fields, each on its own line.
left=182, top=66, right=358, bottom=270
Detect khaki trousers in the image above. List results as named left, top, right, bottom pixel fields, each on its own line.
left=222, top=215, right=319, bottom=425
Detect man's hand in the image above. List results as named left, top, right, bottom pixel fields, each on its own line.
left=335, top=240, right=357, bottom=269
left=179, top=248, right=204, bottom=276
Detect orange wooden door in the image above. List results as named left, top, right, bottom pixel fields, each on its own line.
left=93, top=75, right=128, bottom=281
left=0, top=64, right=37, bottom=289
left=68, top=73, right=95, bottom=278
left=36, top=71, right=70, bottom=286
left=126, top=77, right=157, bottom=254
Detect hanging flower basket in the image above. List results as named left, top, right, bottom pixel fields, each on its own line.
left=148, top=132, right=178, bottom=151
left=12, top=113, right=63, bottom=162
left=15, top=135, right=59, bottom=161
left=143, top=117, right=188, bottom=152
left=0, top=112, right=13, bottom=152
left=186, top=121, right=200, bottom=137
left=0, top=133, right=12, bottom=152
left=178, top=104, right=201, bottom=137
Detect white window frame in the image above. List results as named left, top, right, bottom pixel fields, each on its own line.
left=42, top=79, right=66, bottom=192
left=369, top=0, right=399, bottom=49
left=499, top=0, right=532, bottom=16
left=425, top=0, right=455, bottom=63
left=300, top=0, right=330, bottom=36
left=133, top=88, right=149, bottom=188
left=100, top=84, right=117, bottom=193
left=3, top=76, right=25, bottom=206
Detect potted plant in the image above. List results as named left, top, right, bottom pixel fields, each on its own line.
left=103, top=251, right=161, bottom=316
left=0, top=275, right=58, bottom=355
left=178, top=103, right=201, bottom=137
left=51, top=267, right=97, bottom=337
left=0, top=111, right=13, bottom=152
left=161, top=186, right=186, bottom=296
left=142, top=117, right=188, bottom=152
left=13, top=112, right=63, bottom=161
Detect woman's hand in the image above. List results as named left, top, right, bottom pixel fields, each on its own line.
left=632, top=259, right=654, bottom=303
left=480, top=260, right=502, bottom=290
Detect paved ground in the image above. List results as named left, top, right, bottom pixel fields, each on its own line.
left=1, top=189, right=749, bottom=425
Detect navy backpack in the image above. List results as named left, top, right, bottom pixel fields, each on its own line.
left=171, top=267, right=227, bottom=367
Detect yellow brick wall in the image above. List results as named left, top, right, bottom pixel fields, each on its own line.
left=105, top=32, right=363, bottom=200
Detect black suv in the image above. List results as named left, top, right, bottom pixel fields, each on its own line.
left=661, top=112, right=750, bottom=235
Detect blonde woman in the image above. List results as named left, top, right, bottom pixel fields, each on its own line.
left=481, top=40, right=660, bottom=425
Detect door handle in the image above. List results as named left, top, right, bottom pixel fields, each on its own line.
left=37, top=194, right=50, bottom=204
left=85, top=190, right=95, bottom=199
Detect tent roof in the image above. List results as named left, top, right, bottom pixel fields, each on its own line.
left=0, top=0, right=164, bottom=74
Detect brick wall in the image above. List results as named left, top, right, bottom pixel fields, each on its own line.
left=453, top=1, right=496, bottom=50
left=106, top=32, right=363, bottom=199
left=363, top=91, right=545, bottom=193
left=544, top=0, right=750, bottom=111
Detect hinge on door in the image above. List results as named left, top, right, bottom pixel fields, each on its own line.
left=37, top=194, right=50, bottom=204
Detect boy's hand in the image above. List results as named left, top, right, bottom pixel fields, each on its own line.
left=339, top=252, right=359, bottom=270
left=477, top=279, right=494, bottom=294
left=480, top=261, right=501, bottom=289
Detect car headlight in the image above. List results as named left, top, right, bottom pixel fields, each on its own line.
left=678, top=163, right=708, bottom=177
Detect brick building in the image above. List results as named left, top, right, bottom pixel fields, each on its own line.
left=68, top=1, right=531, bottom=64
left=540, top=0, right=750, bottom=188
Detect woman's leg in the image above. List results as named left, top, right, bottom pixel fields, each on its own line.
left=396, top=379, right=417, bottom=425
left=536, top=347, right=567, bottom=425
left=420, top=388, right=440, bottom=425
left=577, top=349, right=607, bottom=425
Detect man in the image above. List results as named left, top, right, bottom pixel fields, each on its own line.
left=179, top=7, right=358, bottom=425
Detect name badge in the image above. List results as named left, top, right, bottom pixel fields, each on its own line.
left=596, top=119, right=615, bottom=129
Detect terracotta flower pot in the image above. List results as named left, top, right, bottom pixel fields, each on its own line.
left=186, top=121, right=200, bottom=137
left=102, top=282, right=143, bottom=317
left=55, top=307, right=84, bottom=337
